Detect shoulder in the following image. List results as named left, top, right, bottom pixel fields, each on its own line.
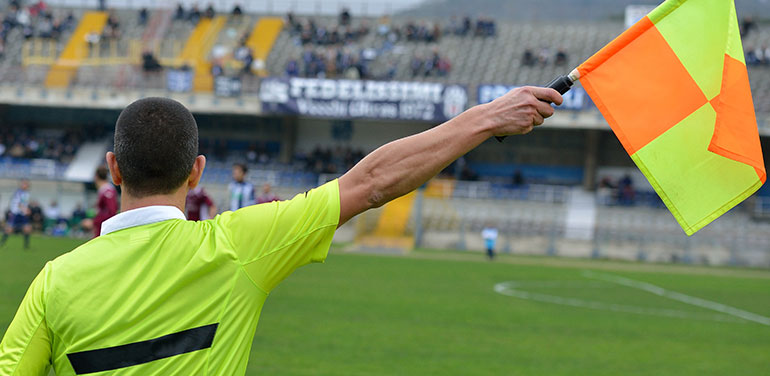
left=54, top=220, right=236, bottom=270
left=102, top=186, right=117, bottom=198
left=46, top=240, right=101, bottom=290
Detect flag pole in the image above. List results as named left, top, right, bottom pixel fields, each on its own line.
left=495, top=68, right=581, bottom=142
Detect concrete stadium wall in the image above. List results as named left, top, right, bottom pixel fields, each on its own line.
left=295, top=118, right=433, bottom=153
left=0, top=85, right=262, bottom=116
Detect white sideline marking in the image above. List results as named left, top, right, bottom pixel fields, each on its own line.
left=582, top=271, right=770, bottom=327
left=497, top=281, right=610, bottom=288
left=493, top=281, right=743, bottom=324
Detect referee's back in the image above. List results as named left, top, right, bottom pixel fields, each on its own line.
left=0, top=180, right=339, bottom=375
left=0, top=97, right=340, bottom=375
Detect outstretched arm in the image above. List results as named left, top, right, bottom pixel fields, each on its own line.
left=337, top=86, right=562, bottom=226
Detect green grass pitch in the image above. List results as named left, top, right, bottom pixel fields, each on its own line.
left=2, top=235, right=769, bottom=375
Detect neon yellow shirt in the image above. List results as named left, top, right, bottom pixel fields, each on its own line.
left=0, top=180, right=340, bottom=375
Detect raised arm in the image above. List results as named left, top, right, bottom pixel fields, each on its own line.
left=337, top=86, right=562, bottom=226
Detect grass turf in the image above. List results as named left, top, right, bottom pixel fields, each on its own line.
left=1, top=236, right=769, bottom=375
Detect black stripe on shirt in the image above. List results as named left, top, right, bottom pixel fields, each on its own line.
left=66, top=323, right=218, bottom=374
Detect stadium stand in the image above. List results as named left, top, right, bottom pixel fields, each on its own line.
left=5, top=3, right=770, bottom=111
left=0, top=4, right=81, bottom=85
left=44, top=10, right=107, bottom=87
left=0, top=1, right=768, bottom=266
left=0, top=122, right=108, bottom=183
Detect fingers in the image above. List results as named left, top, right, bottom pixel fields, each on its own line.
left=529, top=87, right=563, bottom=106
left=490, top=86, right=561, bottom=137
left=533, top=112, right=545, bottom=126
left=533, top=99, right=554, bottom=119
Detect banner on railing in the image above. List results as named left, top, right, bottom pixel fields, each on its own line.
left=477, top=84, right=591, bottom=111
left=214, top=76, right=242, bottom=97
left=166, top=69, right=193, bottom=93
left=259, top=77, right=468, bottom=122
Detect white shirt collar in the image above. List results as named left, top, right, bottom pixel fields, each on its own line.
left=100, top=205, right=186, bottom=236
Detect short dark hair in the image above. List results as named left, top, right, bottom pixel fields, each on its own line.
left=95, top=165, right=109, bottom=181
left=114, top=97, right=198, bottom=197
left=233, top=163, right=247, bottom=174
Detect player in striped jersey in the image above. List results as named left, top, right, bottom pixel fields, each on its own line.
left=1, top=179, right=32, bottom=249
left=228, top=163, right=255, bottom=211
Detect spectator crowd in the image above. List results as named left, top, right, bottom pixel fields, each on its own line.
left=0, top=126, right=104, bottom=163
left=1, top=0, right=76, bottom=59
left=286, top=45, right=380, bottom=79
left=174, top=2, right=219, bottom=26
left=746, top=45, right=770, bottom=66
left=522, top=47, right=570, bottom=67
left=410, top=48, right=451, bottom=77
left=597, top=175, right=637, bottom=206
left=198, top=139, right=278, bottom=165
left=297, top=145, right=366, bottom=175
left=283, top=10, right=493, bottom=80
left=286, top=10, right=371, bottom=46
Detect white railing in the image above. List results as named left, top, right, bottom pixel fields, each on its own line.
left=43, top=0, right=419, bottom=17
left=452, top=180, right=571, bottom=203
left=755, top=197, right=770, bottom=218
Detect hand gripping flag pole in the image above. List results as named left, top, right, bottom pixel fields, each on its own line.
left=496, top=0, right=765, bottom=236
left=495, top=68, right=580, bottom=143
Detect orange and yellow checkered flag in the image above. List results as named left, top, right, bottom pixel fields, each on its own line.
left=577, top=0, right=765, bottom=235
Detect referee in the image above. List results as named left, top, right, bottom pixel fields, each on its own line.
left=0, top=89, right=561, bottom=375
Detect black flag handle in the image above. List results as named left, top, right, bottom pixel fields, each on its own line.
left=495, top=74, right=576, bottom=142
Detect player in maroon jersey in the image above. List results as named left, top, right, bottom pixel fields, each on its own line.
left=93, top=165, right=119, bottom=237
left=256, top=183, right=280, bottom=204
left=185, top=186, right=218, bottom=221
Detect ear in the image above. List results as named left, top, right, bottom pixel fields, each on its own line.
left=105, top=152, right=122, bottom=186
left=188, top=155, right=207, bottom=189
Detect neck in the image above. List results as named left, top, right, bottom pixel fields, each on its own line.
left=120, top=189, right=187, bottom=213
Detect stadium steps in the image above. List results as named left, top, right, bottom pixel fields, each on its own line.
left=246, top=17, right=284, bottom=76
left=590, top=204, right=770, bottom=264
left=155, top=18, right=196, bottom=65
left=420, top=196, right=567, bottom=233
left=563, top=187, right=597, bottom=240
left=45, top=11, right=109, bottom=88
left=87, top=10, right=146, bottom=60
left=3, top=28, right=26, bottom=69
left=142, top=9, right=173, bottom=51
left=424, top=179, right=455, bottom=198
left=374, top=190, right=417, bottom=237
left=63, top=140, right=110, bottom=182
left=177, top=15, right=227, bottom=92
left=70, top=10, right=148, bottom=88
left=354, top=190, right=418, bottom=251
left=205, top=14, right=257, bottom=76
